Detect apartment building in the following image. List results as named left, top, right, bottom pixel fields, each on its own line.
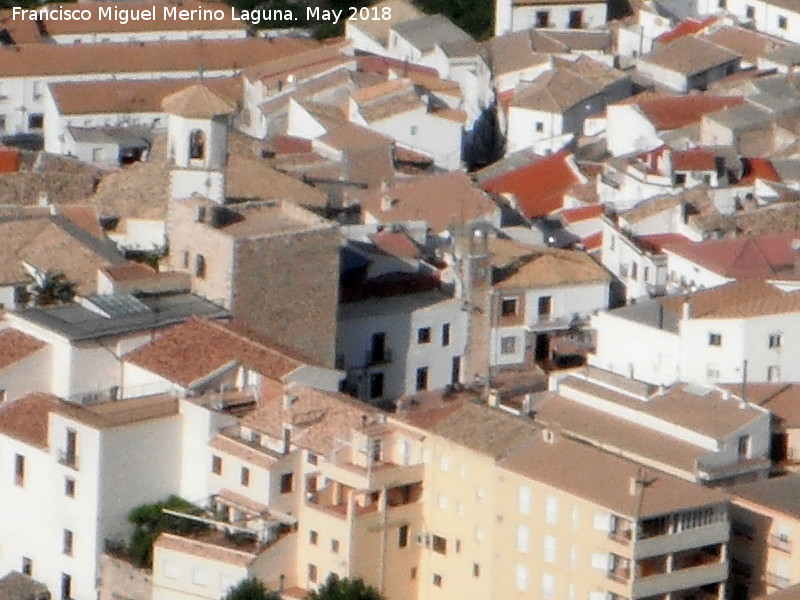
left=591, top=279, right=800, bottom=386
left=729, top=474, right=800, bottom=599
left=538, top=366, right=771, bottom=485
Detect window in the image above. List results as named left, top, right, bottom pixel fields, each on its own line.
left=439, top=456, right=450, bottom=471
left=21, top=557, right=31, bottom=576
left=211, top=455, right=222, bottom=475
left=410, top=125, right=418, bottom=135
left=708, top=332, right=722, bottom=346
left=28, top=113, right=43, bottom=130
left=535, top=10, right=550, bottom=27
left=718, top=0, right=726, bottom=7
left=417, top=327, right=431, bottom=343
left=472, top=563, right=480, bottom=577
left=432, top=535, right=447, bottom=554
left=308, top=564, right=318, bottom=583
left=515, top=564, right=528, bottom=591
left=779, top=15, right=788, bottom=28
left=746, top=4, right=755, bottom=17
left=63, top=529, right=73, bottom=556
left=189, top=129, right=205, bottom=160
left=568, top=9, right=583, bottom=28
left=501, top=297, right=518, bottom=316
left=518, top=486, right=531, bottom=515
left=194, top=254, right=206, bottom=279
left=675, top=172, right=687, bottom=185
left=410, top=567, right=417, bottom=579
left=455, top=539, right=461, bottom=553
left=182, top=250, right=190, bottom=269
left=331, top=539, right=340, bottom=553
left=369, top=373, right=384, bottom=399
left=240, top=467, right=250, bottom=487
left=545, top=496, right=558, bottom=524
left=0, top=115, right=6, bottom=131
left=64, top=477, right=75, bottom=498
left=544, top=534, right=556, bottom=563
left=61, top=573, right=71, bottom=600
left=14, top=454, right=24, bottom=486
left=442, top=323, right=451, bottom=346
left=541, top=573, right=555, bottom=599
left=535, top=121, right=544, bottom=132
left=501, top=336, right=517, bottom=355
left=738, top=435, right=752, bottom=460
left=399, top=525, right=409, bottom=548
left=538, top=296, right=552, bottom=318
left=309, top=530, right=318, bottom=545
left=163, top=560, right=179, bottom=580
left=249, top=430, right=261, bottom=445
left=609, top=236, right=616, bottom=250
left=415, top=367, right=428, bottom=391
left=438, top=494, right=449, bottom=510
left=307, top=452, right=318, bottom=465
left=707, top=365, right=721, bottom=380
left=280, top=473, right=294, bottom=494
left=770, top=334, right=782, bottom=349
left=432, top=574, right=443, bottom=587
left=630, top=262, right=639, bottom=281
left=516, top=524, right=530, bottom=553
left=769, top=366, right=781, bottom=382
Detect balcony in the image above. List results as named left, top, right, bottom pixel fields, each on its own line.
left=610, top=525, right=634, bottom=545
left=365, top=348, right=392, bottom=367
left=608, top=565, right=632, bottom=583
left=57, top=450, right=78, bottom=470
left=765, top=572, right=791, bottom=589
left=634, top=521, right=729, bottom=560
left=632, top=561, right=728, bottom=598
left=320, top=459, right=424, bottom=492
left=768, top=534, right=792, bottom=553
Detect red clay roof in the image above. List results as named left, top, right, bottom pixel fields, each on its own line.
left=268, top=136, right=313, bottom=155
left=672, top=148, right=717, bottom=171
left=637, top=232, right=692, bottom=253
left=582, top=231, right=603, bottom=251
left=561, top=204, right=603, bottom=223
left=0, top=393, right=60, bottom=449
left=655, top=16, right=718, bottom=44
left=638, top=95, right=744, bottom=130
left=102, top=261, right=156, bottom=282
left=482, top=151, right=582, bottom=218
left=369, top=230, right=423, bottom=259
left=665, top=232, right=800, bottom=279
left=0, top=147, right=20, bottom=173
left=356, top=53, right=439, bottom=77
left=0, top=329, right=46, bottom=370
left=740, top=158, right=781, bottom=184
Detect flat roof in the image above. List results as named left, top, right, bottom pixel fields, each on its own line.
left=732, top=473, right=800, bottom=519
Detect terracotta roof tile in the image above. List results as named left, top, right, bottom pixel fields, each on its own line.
left=661, top=278, right=800, bottom=318
left=636, top=232, right=691, bottom=253
left=560, top=204, right=603, bottom=223
left=209, top=433, right=277, bottom=469
left=0, top=393, right=59, bottom=448
left=155, top=532, right=255, bottom=567
left=369, top=230, right=423, bottom=259
left=740, top=157, right=781, bottom=184
left=0, top=329, right=46, bottom=370
left=642, top=35, right=739, bottom=76
left=672, top=148, right=718, bottom=171
left=481, top=151, right=582, bottom=218
left=655, top=16, right=718, bottom=44
left=637, top=95, right=744, bottom=130
left=124, top=317, right=304, bottom=387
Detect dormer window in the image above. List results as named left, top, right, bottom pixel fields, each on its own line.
left=189, top=129, right=205, bottom=160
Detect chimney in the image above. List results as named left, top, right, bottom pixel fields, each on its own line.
left=522, top=393, right=534, bottom=416
left=792, top=239, right=800, bottom=274
left=682, top=300, right=693, bottom=320
left=487, top=390, right=500, bottom=408
left=380, top=178, right=390, bottom=193
left=49, top=203, right=59, bottom=216
left=38, top=192, right=51, bottom=207
left=380, top=195, right=396, bottom=212
left=282, top=386, right=297, bottom=411
left=629, top=476, right=639, bottom=496
left=282, top=425, right=291, bottom=454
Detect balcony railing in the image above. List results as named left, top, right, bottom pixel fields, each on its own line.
left=607, top=567, right=631, bottom=583
left=609, top=528, right=633, bottom=545
left=768, top=534, right=792, bottom=553
left=765, top=572, right=790, bottom=589
left=57, top=450, right=78, bottom=470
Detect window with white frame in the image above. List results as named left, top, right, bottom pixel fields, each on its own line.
left=516, top=524, right=530, bottom=553
left=500, top=336, right=517, bottom=355
left=545, top=496, right=558, bottom=524
left=541, top=573, right=555, bottom=599
left=544, top=535, right=556, bottom=564
left=515, top=564, right=528, bottom=591
left=518, top=486, right=531, bottom=515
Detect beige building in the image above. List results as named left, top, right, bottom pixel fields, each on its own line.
left=730, top=474, right=800, bottom=600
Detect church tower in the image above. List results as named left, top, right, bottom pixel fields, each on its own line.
left=162, top=83, right=235, bottom=205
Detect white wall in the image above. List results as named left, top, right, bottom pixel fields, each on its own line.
left=504, top=2, right=607, bottom=32
left=0, top=347, right=52, bottom=402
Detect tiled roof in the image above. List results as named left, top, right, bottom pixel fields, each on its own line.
left=665, top=231, right=799, bottom=279
left=500, top=433, right=725, bottom=518
left=101, top=261, right=157, bottom=282
left=740, top=157, right=781, bottom=184
left=655, top=16, right=718, bottom=44
left=481, top=151, right=582, bottom=218
left=0, top=329, right=46, bottom=370
left=560, top=204, right=603, bottom=223
left=705, top=26, right=787, bottom=64
left=0, top=393, right=60, bottom=448
left=636, top=95, right=744, bottom=130
left=369, top=230, right=423, bottom=259
left=488, top=30, right=550, bottom=78
left=124, top=317, right=305, bottom=387
left=642, top=35, right=739, bottom=76
left=490, top=238, right=610, bottom=289
left=392, top=14, right=473, bottom=54
left=661, top=278, right=800, bottom=318
left=0, top=8, right=42, bottom=44
left=743, top=383, right=800, bottom=428
left=356, top=53, right=438, bottom=77
left=347, top=0, right=422, bottom=45
left=0, top=36, right=314, bottom=77
left=209, top=434, right=277, bottom=469
left=581, top=231, right=603, bottom=251
left=155, top=532, right=255, bottom=567
left=41, top=0, right=246, bottom=35
left=360, top=172, right=498, bottom=232
left=430, top=401, right=536, bottom=459
left=318, top=123, right=393, bottom=151
left=161, top=83, right=236, bottom=118
left=636, top=232, right=691, bottom=253
left=732, top=474, right=800, bottom=519
left=619, top=194, right=682, bottom=224
left=672, top=148, right=717, bottom=171
left=242, top=384, right=382, bottom=456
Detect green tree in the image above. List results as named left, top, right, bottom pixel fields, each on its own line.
left=30, top=271, right=76, bottom=306
left=306, top=575, right=385, bottom=600
left=127, top=496, right=208, bottom=569
left=223, top=578, right=281, bottom=600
